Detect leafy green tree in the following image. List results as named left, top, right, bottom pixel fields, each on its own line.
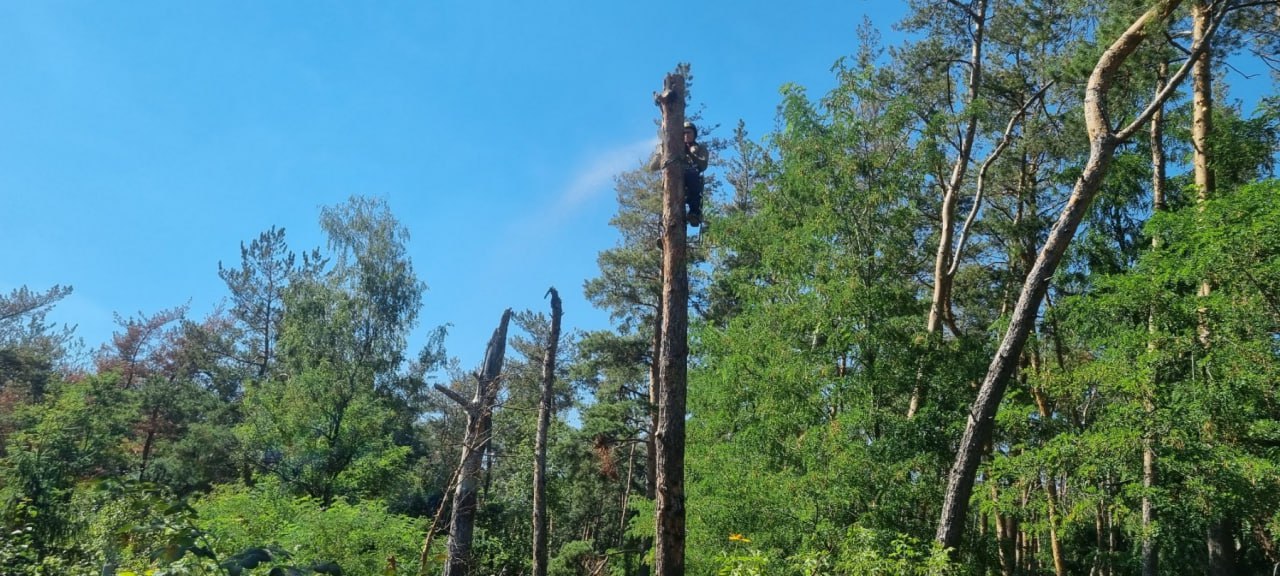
left=0, top=285, right=75, bottom=404
left=218, top=225, right=324, bottom=379
left=686, top=44, right=978, bottom=572
left=239, top=196, right=425, bottom=504
left=0, top=374, right=133, bottom=563
left=1047, top=179, right=1280, bottom=574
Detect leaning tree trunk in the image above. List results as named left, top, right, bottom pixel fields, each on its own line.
left=436, top=309, right=513, bottom=576
left=532, top=289, right=563, bottom=576
left=936, top=0, right=1227, bottom=552
left=653, top=70, right=690, bottom=576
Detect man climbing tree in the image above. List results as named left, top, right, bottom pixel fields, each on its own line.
left=649, top=120, right=709, bottom=227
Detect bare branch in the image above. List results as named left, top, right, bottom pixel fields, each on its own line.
left=1117, top=1, right=1232, bottom=141
left=434, top=384, right=470, bottom=408
left=949, top=81, right=1055, bottom=278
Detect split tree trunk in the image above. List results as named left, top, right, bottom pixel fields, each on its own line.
left=436, top=309, right=513, bottom=576
left=936, top=0, right=1224, bottom=551
left=532, top=289, right=564, bottom=576
left=653, top=70, right=690, bottom=576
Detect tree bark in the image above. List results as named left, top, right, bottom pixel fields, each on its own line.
left=1207, top=519, right=1237, bottom=576
left=1192, top=0, right=1215, bottom=204
left=991, top=485, right=1015, bottom=576
left=935, top=0, right=1222, bottom=552
left=1190, top=5, right=1239, bottom=572
left=653, top=70, right=689, bottom=576
left=620, top=441, right=637, bottom=546
left=647, top=292, right=662, bottom=500
left=418, top=462, right=463, bottom=576
left=1029, top=351, right=1067, bottom=576
left=1044, top=476, right=1066, bottom=576
left=532, top=289, right=563, bottom=576
left=437, top=309, right=513, bottom=576
left=1142, top=58, right=1168, bottom=576
left=641, top=293, right=662, bottom=576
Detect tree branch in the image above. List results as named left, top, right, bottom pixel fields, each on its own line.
left=1117, top=1, right=1232, bottom=141
left=434, top=384, right=471, bottom=408
left=949, top=81, right=1054, bottom=278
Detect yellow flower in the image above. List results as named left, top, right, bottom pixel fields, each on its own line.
left=728, top=533, right=751, bottom=543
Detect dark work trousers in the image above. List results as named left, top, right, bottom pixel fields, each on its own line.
left=683, top=168, right=704, bottom=223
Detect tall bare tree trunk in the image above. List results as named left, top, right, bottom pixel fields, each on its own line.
left=1044, top=476, right=1067, bottom=576
left=1029, top=350, right=1067, bottom=576
left=1207, top=520, right=1237, bottom=576
left=1142, top=58, right=1169, bottom=576
left=620, top=441, right=637, bottom=545
left=533, top=290, right=563, bottom=576
left=436, top=309, right=513, bottom=576
left=936, top=0, right=1224, bottom=551
left=1193, top=0, right=1217, bottom=348
left=1192, top=0, right=1215, bottom=205
left=1188, top=3, right=1238, bottom=571
left=653, top=70, right=690, bottom=576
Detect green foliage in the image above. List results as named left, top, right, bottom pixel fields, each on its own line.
left=687, top=43, right=979, bottom=571
left=704, top=528, right=957, bottom=576
left=1044, top=179, right=1280, bottom=573
left=237, top=196, right=426, bottom=504
left=193, top=482, right=421, bottom=576
left=1, top=374, right=134, bottom=560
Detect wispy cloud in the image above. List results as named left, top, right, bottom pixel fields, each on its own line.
left=551, top=137, right=657, bottom=218
left=495, top=136, right=657, bottom=275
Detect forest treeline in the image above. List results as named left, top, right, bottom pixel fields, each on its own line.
left=3, top=1, right=1280, bottom=574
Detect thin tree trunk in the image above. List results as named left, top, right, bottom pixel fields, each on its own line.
left=1045, top=477, right=1066, bottom=576
left=533, top=289, right=564, bottom=576
left=1192, top=0, right=1215, bottom=205
left=1106, top=497, right=1117, bottom=576
left=620, top=441, right=637, bottom=546
left=1093, top=499, right=1107, bottom=576
left=1142, top=58, right=1168, bottom=576
left=436, top=309, right=513, bottom=576
left=647, top=293, right=662, bottom=501
left=138, top=406, right=160, bottom=481
left=911, top=0, right=987, bottom=419
left=992, top=484, right=1015, bottom=576
left=1027, top=335, right=1067, bottom=576
left=419, top=462, right=464, bottom=576
left=1030, top=351, right=1066, bottom=576
left=936, top=0, right=1223, bottom=550
left=653, top=70, right=690, bottom=576
left=1193, top=0, right=1217, bottom=347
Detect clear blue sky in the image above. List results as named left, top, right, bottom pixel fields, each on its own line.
left=5, top=3, right=1270, bottom=372
left=0, top=1, right=907, bottom=370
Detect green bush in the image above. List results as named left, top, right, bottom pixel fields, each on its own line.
left=192, top=482, right=423, bottom=575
